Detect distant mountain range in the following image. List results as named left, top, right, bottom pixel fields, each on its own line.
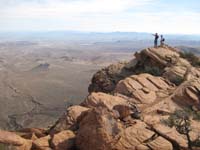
left=0, top=31, right=200, bottom=55
left=0, top=31, right=200, bottom=43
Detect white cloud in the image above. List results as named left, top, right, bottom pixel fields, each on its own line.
left=0, top=0, right=200, bottom=34
left=1, top=0, right=154, bottom=18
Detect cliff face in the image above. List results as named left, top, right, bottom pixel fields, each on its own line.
left=0, top=45, right=200, bottom=150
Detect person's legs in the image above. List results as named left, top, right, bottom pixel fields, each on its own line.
left=161, top=41, right=164, bottom=46
left=154, top=40, right=157, bottom=48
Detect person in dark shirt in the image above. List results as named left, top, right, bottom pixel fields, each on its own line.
left=160, top=35, right=165, bottom=46
left=152, top=33, right=159, bottom=48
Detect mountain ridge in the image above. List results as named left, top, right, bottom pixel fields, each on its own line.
left=0, top=45, right=200, bottom=150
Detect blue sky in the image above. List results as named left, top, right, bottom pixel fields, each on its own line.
left=0, top=0, right=200, bottom=34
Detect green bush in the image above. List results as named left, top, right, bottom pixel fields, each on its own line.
left=172, top=76, right=184, bottom=86
left=162, top=109, right=192, bottom=149
left=0, top=144, right=14, bottom=150
left=162, top=110, right=190, bottom=130
left=184, top=107, right=200, bottom=121
left=180, top=51, right=200, bottom=67
left=162, top=108, right=200, bottom=150
left=192, top=137, right=200, bottom=147
left=144, top=66, right=162, bottom=76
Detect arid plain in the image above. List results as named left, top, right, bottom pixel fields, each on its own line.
left=0, top=40, right=133, bottom=129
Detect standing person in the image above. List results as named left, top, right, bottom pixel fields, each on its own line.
left=160, top=35, right=165, bottom=46
left=152, top=33, right=159, bottom=48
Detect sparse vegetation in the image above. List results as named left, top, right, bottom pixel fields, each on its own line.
left=162, top=108, right=200, bottom=150
left=171, top=76, right=184, bottom=86
left=192, top=136, right=200, bottom=147
left=180, top=51, right=200, bottom=67
left=183, top=107, right=200, bottom=121
left=0, top=144, right=11, bottom=150
left=144, top=66, right=162, bottom=76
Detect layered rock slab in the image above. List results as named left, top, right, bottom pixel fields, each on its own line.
left=172, top=78, right=200, bottom=109
left=115, top=73, right=174, bottom=105
left=89, top=45, right=200, bottom=93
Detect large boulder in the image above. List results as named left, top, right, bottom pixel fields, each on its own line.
left=172, top=78, right=200, bottom=109
left=143, top=115, right=189, bottom=149
left=0, top=130, right=26, bottom=146
left=50, top=105, right=89, bottom=132
left=137, top=46, right=200, bottom=85
left=82, top=92, right=137, bottom=119
left=115, top=73, right=174, bottom=105
left=151, top=124, right=188, bottom=149
left=76, top=107, right=173, bottom=150
left=111, top=121, right=173, bottom=150
left=190, top=120, right=200, bottom=142
left=76, top=107, right=123, bottom=150
left=88, top=62, right=136, bottom=93
left=32, top=135, right=51, bottom=150
left=138, top=47, right=199, bottom=85
left=51, top=130, right=75, bottom=150
left=0, top=130, right=32, bottom=150
left=82, top=92, right=128, bottom=110
left=141, top=46, right=180, bottom=66
left=14, top=140, right=32, bottom=150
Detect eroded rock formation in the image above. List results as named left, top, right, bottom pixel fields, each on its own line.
left=0, top=45, right=200, bottom=150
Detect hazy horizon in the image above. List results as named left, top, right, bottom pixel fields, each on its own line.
left=1, top=30, right=200, bottom=35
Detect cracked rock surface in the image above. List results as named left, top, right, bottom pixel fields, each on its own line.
left=0, top=45, right=200, bottom=150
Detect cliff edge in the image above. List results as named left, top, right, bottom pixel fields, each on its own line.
left=0, top=45, right=200, bottom=150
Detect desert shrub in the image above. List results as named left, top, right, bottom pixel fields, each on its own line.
left=183, top=107, right=200, bottom=121
left=0, top=144, right=11, bottom=150
left=163, top=109, right=192, bottom=149
left=172, top=76, right=184, bottom=86
left=193, top=111, right=200, bottom=120
left=162, top=108, right=200, bottom=150
left=163, top=108, right=200, bottom=127
left=162, top=109, right=190, bottom=130
left=180, top=51, right=200, bottom=67
left=192, top=137, right=200, bottom=147
left=144, top=66, right=162, bottom=76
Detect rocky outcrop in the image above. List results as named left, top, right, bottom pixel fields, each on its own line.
left=50, top=105, right=89, bottom=132
left=115, top=73, right=175, bottom=106
left=32, top=135, right=51, bottom=150
left=88, top=62, right=136, bottom=93
left=82, top=92, right=128, bottom=110
left=112, top=120, right=173, bottom=150
left=0, top=130, right=32, bottom=150
left=76, top=107, right=173, bottom=150
left=89, top=45, right=200, bottom=93
left=0, top=45, right=200, bottom=150
left=76, top=107, right=123, bottom=150
left=172, top=78, right=200, bottom=109
left=0, top=130, right=27, bottom=146
left=150, top=124, right=188, bottom=149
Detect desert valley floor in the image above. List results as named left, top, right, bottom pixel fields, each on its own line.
left=0, top=41, right=132, bottom=129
